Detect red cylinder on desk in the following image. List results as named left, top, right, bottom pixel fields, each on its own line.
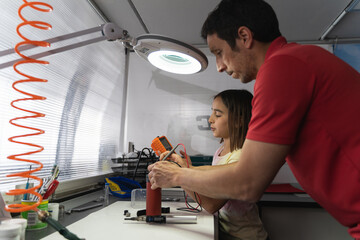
left=146, top=175, right=161, bottom=216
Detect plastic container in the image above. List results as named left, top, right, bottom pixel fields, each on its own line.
left=104, top=183, right=110, bottom=206
left=20, top=199, right=48, bottom=230
left=0, top=223, right=21, bottom=240
left=105, top=176, right=142, bottom=198
left=131, top=189, right=147, bottom=209
left=1, top=218, right=27, bottom=240
left=47, top=203, right=59, bottom=221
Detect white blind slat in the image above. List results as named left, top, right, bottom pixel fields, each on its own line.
left=0, top=1, right=125, bottom=192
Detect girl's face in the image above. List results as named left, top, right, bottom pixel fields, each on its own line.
left=209, top=96, right=229, bottom=139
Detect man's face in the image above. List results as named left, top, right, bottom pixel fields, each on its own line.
left=207, top=33, right=257, bottom=83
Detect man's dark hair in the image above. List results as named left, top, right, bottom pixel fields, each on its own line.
left=201, top=0, right=282, bottom=49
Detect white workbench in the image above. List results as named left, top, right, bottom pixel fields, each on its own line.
left=41, top=201, right=215, bottom=240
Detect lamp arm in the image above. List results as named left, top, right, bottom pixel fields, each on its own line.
left=0, top=23, right=131, bottom=70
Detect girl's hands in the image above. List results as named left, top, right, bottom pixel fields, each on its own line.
left=179, top=150, right=192, bottom=168
left=159, top=150, right=192, bottom=168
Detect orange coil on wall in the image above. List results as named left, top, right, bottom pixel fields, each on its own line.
left=5, top=0, right=53, bottom=213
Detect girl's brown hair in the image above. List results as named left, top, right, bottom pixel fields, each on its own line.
left=214, top=89, right=253, bottom=151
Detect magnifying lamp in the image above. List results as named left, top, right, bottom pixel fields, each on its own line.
left=133, top=34, right=208, bottom=74
left=0, top=23, right=209, bottom=75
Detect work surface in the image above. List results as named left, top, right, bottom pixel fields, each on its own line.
left=41, top=201, right=214, bottom=240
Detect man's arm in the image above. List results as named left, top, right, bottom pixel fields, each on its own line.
left=148, top=139, right=290, bottom=202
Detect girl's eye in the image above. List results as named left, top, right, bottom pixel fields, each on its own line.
left=215, top=114, right=221, bottom=118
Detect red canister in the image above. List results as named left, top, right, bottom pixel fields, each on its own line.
left=146, top=175, right=161, bottom=216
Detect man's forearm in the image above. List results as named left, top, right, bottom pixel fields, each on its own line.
left=190, top=162, right=237, bottom=170
left=176, top=165, right=244, bottom=200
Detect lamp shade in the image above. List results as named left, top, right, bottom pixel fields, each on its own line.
left=133, top=34, right=208, bottom=74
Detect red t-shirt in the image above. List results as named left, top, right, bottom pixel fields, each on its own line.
left=247, top=37, right=360, bottom=237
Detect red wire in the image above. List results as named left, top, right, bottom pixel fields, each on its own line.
left=177, top=143, right=202, bottom=210
left=5, top=0, right=53, bottom=213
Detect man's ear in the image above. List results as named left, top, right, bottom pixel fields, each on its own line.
left=237, top=26, right=253, bottom=49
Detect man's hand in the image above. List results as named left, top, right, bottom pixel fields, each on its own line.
left=147, top=161, right=182, bottom=189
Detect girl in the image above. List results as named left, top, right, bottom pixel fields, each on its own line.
left=163, top=89, right=268, bottom=240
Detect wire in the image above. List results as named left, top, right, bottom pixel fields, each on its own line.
left=168, top=161, right=181, bottom=168
left=177, top=190, right=203, bottom=213
left=5, top=0, right=53, bottom=213
left=132, top=147, right=154, bottom=180
left=177, top=143, right=189, bottom=168
left=174, top=143, right=202, bottom=213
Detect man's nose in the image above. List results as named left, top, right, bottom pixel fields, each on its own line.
left=216, top=60, right=226, bottom=72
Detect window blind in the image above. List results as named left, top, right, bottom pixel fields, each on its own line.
left=0, top=1, right=126, bottom=191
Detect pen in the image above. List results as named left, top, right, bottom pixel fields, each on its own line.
left=51, top=165, right=59, bottom=179
left=23, top=165, right=32, bottom=200
left=54, top=168, right=60, bottom=180
left=32, top=176, right=50, bottom=201
left=30, top=166, right=61, bottom=201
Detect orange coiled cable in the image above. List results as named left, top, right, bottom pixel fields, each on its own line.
left=5, top=0, right=53, bottom=213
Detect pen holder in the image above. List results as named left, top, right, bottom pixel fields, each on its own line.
left=21, top=199, right=48, bottom=230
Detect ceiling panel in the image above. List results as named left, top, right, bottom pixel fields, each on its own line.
left=92, top=0, right=145, bottom=36
left=132, top=0, right=219, bottom=45
left=268, top=0, right=353, bottom=41
left=93, top=0, right=357, bottom=45
left=327, top=12, right=360, bottom=39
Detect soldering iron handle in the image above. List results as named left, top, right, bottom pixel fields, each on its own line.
left=44, top=216, right=82, bottom=240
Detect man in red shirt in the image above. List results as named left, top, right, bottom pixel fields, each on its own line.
left=148, top=0, right=360, bottom=238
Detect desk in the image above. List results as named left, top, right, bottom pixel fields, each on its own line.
left=259, top=193, right=320, bottom=208
left=41, top=201, right=214, bottom=240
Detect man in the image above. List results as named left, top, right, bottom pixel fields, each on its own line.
left=148, top=0, right=360, bottom=238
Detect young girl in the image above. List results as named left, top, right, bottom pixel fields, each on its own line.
left=163, top=89, right=268, bottom=240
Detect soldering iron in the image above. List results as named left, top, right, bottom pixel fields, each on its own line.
left=37, top=209, right=83, bottom=240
